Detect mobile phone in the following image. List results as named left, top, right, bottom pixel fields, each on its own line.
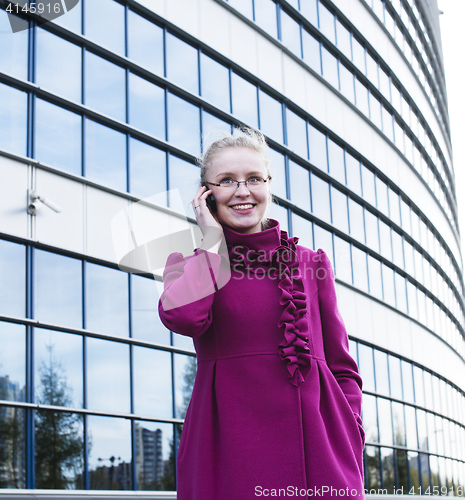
left=203, top=185, right=217, bottom=212
left=206, top=193, right=217, bottom=213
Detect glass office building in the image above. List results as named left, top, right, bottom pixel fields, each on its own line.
left=0, top=0, right=464, bottom=496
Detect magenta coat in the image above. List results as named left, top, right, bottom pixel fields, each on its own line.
left=159, top=219, right=365, bottom=499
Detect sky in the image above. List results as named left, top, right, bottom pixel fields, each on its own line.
left=437, top=0, right=465, bottom=266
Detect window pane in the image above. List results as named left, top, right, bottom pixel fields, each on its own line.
left=313, top=225, right=333, bottom=261
left=86, top=339, right=130, bottom=413
left=34, top=410, right=83, bottom=489
left=402, top=361, right=415, bottom=403
left=34, top=250, right=82, bottom=328
left=381, top=447, right=395, bottom=491
left=0, top=240, right=25, bottom=317
left=202, top=115, right=231, bottom=146
left=0, top=404, right=26, bottom=487
left=231, top=73, right=258, bottom=128
left=369, top=93, right=382, bottom=129
left=378, top=221, right=392, bottom=261
left=84, top=0, right=125, bottom=55
left=129, top=139, right=166, bottom=201
left=327, top=140, right=345, bottom=183
left=166, top=34, right=199, bottom=95
left=280, top=10, right=301, bottom=56
left=85, top=52, right=126, bottom=122
left=375, top=177, right=389, bottom=215
left=345, top=153, right=361, bottom=195
left=352, top=39, right=366, bottom=73
left=392, top=401, right=406, bottom=446
left=348, top=199, right=364, bottom=243
left=378, top=398, right=393, bottom=445
left=174, top=355, right=197, bottom=419
left=368, top=255, right=383, bottom=300
left=128, top=11, right=164, bottom=76
left=389, top=355, right=402, bottom=400
left=404, top=405, right=417, bottom=448
left=133, top=347, right=172, bottom=418
left=382, top=107, right=393, bottom=141
left=300, top=0, right=318, bottom=26
left=400, top=199, right=412, bottom=235
left=321, top=47, right=339, bottom=88
left=254, top=0, right=277, bottom=37
left=129, top=73, right=165, bottom=139
left=268, top=148, right=287, bottom=200
left=339, top=63, right=355, bottom=103
left=331, top=187, right=348, bottom=233
left=131, top=275, right=170, bottom=344
left=361, top=165, right=376, bottom=205
left=0, top=83, right=27, bottom=156
left=352, top=246, right=368, bottom=291
left=382, top=264, right=396, bottom=306
left=362, top=394, right=378, bottom=443
left=85, top=119, right=127, bottom=191
left=269, top=203, right=289, bottom=232
left=318, top=3, right=335, bottom=44
left=358, top=344, right=374, bottom=392
left=355, top=79, right=369, bottom=116
left=336, top=19, right=352, bottom=60
left=292, top=214, right=313, bottom=250
left=395, top=273, right=407, bottom=313
left=167, top=95, right=199, bottom=157
left=311, top=174, right=331, bottom=223
left=308, top=124, right=327, bottom=171
left=409, top=452, right=421, bottom=488
left=35, top=99, right=82, bottom=175
left=365, top=446, right=381, bottom=490
left=391, top=230, right=404, bottom=269
left=135, top=421, right=175, bottom=491
left=289, top=160, right=310, bottom=211
left=168, top=155, right=200, bottom=218
left=286, top=109, right=307, bottom=158
left=36, top=29, right=81, bottom=102
left=334, top=236, right=351, bottom=282
left=87, top=416, right=132, bottom=489
left=0, top=322, right=26, bottom=402
left=366, top=53, right=379, bottom=88
left=34, top=328, right=83, bottom=408
left=53, top=0, right=81, bottom=32
left=200, top=54, right=230, bottom=112
left=302, top=30, right=321, bottom=73
left=374, top=350, right=389, bottom=395
left=0, top=11, right=28, bottom=79
left=86, top=264, right=128, bottom=337
left=364, top=211, right=379, bottom=253
left=259, top=90, right=283, bottom=143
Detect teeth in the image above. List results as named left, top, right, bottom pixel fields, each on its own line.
left=231, top=204, right=254, bottom=210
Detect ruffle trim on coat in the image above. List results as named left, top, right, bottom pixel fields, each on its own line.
left=226, top=228, right=311, bottom=387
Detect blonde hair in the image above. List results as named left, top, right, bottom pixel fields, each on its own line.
left=197, top=127, right=274, bottom=229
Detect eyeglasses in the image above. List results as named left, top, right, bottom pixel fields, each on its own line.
left=205, top=176, right=270, bottom=189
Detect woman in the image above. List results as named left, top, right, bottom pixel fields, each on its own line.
left=158, top=129, right=365, bottom=499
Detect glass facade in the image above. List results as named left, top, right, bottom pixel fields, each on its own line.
left=0, top=0, right=463, bottom=495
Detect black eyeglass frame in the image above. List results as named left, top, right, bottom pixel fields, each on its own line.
left=205, top=176, right=271, bottom=189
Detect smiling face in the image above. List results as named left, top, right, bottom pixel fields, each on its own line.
left=206, top=147, right=271, bottom=234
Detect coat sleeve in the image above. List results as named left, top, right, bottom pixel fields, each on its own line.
left=158, top=249, right=223, bottom=338
left=317, top=249, right=365, bottom=443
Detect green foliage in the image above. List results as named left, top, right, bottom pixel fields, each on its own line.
left=34, top=345, right=84, bottom=489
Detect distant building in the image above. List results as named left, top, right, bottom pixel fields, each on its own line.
left=135, top=424, right=164, bottom=488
